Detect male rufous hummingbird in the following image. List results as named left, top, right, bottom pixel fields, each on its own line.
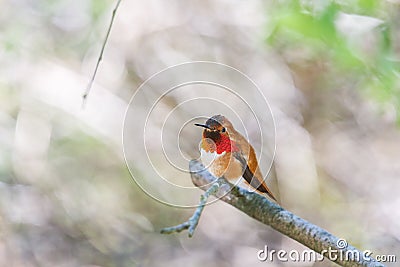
left=195, top=114, right=277, bottom=201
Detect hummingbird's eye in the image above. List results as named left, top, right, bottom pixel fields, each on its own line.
left=221, top=127, right=226, bottom=133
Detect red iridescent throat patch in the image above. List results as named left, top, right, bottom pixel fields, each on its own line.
left=215, top=134, right=239, bottom=154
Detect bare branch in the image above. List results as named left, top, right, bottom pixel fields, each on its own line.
left=82, top=0, right=122, bottom=107
left=160, top=180, right=222, bottom=237
left=162, top=160, right=385, bottom=267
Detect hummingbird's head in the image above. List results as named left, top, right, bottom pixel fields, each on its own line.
left=195, top=115, right=231, bottom=136
left=195, top=115, right=238, bottom=154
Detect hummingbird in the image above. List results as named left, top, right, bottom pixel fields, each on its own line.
left=195, top=115, right=277, bottom=201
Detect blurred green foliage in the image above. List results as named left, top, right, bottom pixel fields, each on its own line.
left=267, top=0, right=400, bottom=121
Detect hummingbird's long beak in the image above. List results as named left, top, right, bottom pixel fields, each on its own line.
left=194, top=123, right=210, bottom=129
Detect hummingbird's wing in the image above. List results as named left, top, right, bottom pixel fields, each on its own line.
left=233, top=152, right=277, bottom=201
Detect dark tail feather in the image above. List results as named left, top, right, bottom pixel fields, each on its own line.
left=244, top=165, right=278, bottom=202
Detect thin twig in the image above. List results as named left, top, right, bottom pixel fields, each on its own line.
left=82, top=0, right=122, bottom=107
left=160, top=179, right=223, bottom=237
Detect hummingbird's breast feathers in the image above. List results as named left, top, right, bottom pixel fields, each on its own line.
left=200, top=149, right=243, bottom=180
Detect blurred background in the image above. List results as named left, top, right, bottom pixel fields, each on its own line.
left=1, top=0, right=399, bottom=266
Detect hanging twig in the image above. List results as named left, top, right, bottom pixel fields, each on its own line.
left=82, top=0, right=122, bottom=107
